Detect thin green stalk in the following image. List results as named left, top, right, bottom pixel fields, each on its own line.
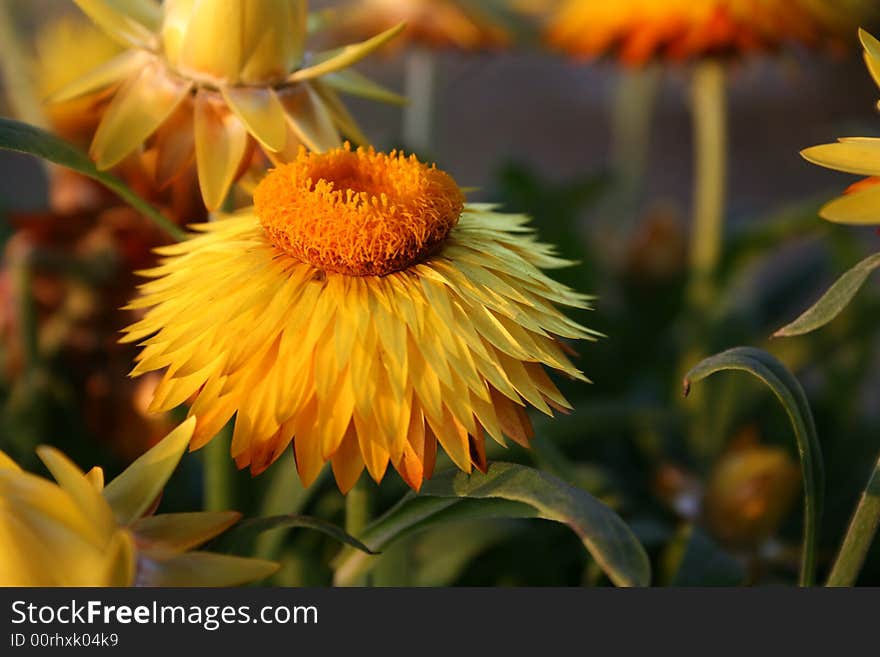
left=338, top=476, right=373, bottom=587
left=345, top=475, right=372, bottom=538
left=254, top=457, right=311, bottom=560
left=826, top=454, right=880, bottom=586
left=102, top=175, right=187, bottom=242
left=402, top=47, right=436, bottom=155
left=687, top=60, right=727, bottom=309
left=606, top=65, right=661, bottom=232
left=680, top=60, right=728, bottom=468
left=12, top=254, right=39, bottom=373
left=203, top=423, right=234, bottom=512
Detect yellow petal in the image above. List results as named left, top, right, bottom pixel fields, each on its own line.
left=279, top=83, right=342, bottom=152
left=36, top=446, right=117, bottom=543
left=85, top=466, right=105, bottom=490
left=820, top=184, right=880, bottom=225
left=46, top=49, right=149, bottom=103
left=323, top=69, right=407, bottom=106
left=289, top=23, right=406, bottom=83
left=194, top=90, right=250, bottom=210
left=311, top=81, right=369, bottom=146
left=0, top=470, right=103, bottom=555
left=101, top=530, right=137, bottom=586
left=428, top=407, right=472, bottom=474
left=90, top=60, right=192, bottom=169
left=142, top=552, right=279, bottom=586
left=133, top=511, right=241, bottom=555
left=160, top=0, right=196, bottom=64
left=221, top=86, right=288, bottom=152
left=73, top=0, right=160, bottom=48
left=330, top=424, right=364, bottom=494
left=178, top=0, right=242, bottom=81
left=154, top=101, right=196, bottom=188
left=860, top=29, right=880, bottom=89
left=0, top=450, right=20, bottom=471
left=103, top=417, right=196, bottom=525
left=801, top=139, right=880, bottom=177
left=239, top=0, right=304, bottom=83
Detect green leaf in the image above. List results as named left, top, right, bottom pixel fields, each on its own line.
left=826, top=452, right=880, bottom=586
left=684, top=347, right=824, bottom=586
left=775, top=252, right=880, bottom=337
left=0, top=117, right=186, bottom=241
left=333, top=462, right=651, bottom=587
left=217, top=514, right=375, bottom=556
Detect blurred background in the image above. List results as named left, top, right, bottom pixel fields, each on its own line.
left=1, top=0, right=879, bottom=586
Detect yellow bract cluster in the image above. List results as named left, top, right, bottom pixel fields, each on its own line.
left=123, top=144, right=600, bottom=492
left=255, top=146, right=465, bottom=276
left=51, top=0, right=404, bottom=210
left=0, top=419, right=278, bottom=586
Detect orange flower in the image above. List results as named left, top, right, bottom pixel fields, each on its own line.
left=334, top=0, right=512, bottom=52
left=546, top=0, right=869, bottom=65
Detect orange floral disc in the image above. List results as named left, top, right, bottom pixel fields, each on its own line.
left=254, top=145, right=465, bottom=276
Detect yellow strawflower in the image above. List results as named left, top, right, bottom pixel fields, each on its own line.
left=546, top=0, right=871, bottom=66
left=801, top=30, right=880, bottom=224
left=49, top=0, right=404, bottom=209
left=0, top=418, right=278, bottom=586
left=122, top=145, right=599, bottom=492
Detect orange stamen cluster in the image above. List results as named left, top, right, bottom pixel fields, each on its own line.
left=254, top=145, right=465, bottom=276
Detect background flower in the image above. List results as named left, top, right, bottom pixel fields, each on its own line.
left=545, top=0, right=874, bottom=65
left=50, top=0, right=405, bottom=209
left=801, top=30, right=880, bottom=224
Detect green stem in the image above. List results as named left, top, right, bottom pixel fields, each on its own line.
left=402, top=47, right=436, bottom=155
left=203, top=423, right=234, bottom=512
left=254, top=457, right=311, bottom=560
left=826, top=454, right=880, bottom=586
left=607, top=65, right=661, bottom=231
left=337, top=476, right=372, bottom=587
left=102, top=175, right=187, bottom=242
left=345, top=475, right=372, bottom=538
left=12, top=254, right=39, bottom=373
left=687, top=60, right=727, bottom=309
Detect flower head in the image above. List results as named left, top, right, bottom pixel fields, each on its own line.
left=123, top=145, right=598, bottom=492
left=802, top=30, right=880, bottom=224
left=545, top=0, right=871, bottom=66
left=50, top=0, right=405, bottom=209
left=334, top=0, right=511, bottom=51
left=0, top=418, right=278, bottom=586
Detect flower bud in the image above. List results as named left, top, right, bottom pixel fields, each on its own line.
left=162, top=0, right=307, bottom=84
left=704, top=445, right=800, bottom=548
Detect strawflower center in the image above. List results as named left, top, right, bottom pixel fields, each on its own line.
left=254, top=145, right=465, bottom=276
